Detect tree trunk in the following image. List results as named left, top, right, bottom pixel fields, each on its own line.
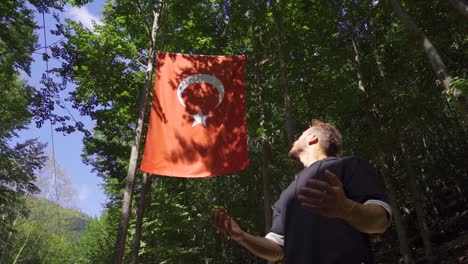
left=351, top=36, right=414, bottom=263
left=253, top=52, right=273, bottom=234
left=448, top=0, right=468, bottom=20
left=270, top=0, right=294, bottom=145
left=401, top=143, right=435, bottom=263
left=381, top=155, right=415, bottom=264
left=113, top=9, right=162, bottom=264
left=261, top=141, right=272, bottom=232
left=389, top=0, right=467, bottom=123
left=12, top=234, right=30, bottom=264
left=260, top=101, right=273, bottom=235
left=6, top=213, right=20, bottom=244
left=351, top=36, right=366, bottom=93
left=12, top=224, right=37, bottom=264
left=130, top=173, right=152, bottom=264
left=250, top=9, right=274, bottom=262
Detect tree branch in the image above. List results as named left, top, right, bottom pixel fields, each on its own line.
left=448, top=0, right=468, bottom=20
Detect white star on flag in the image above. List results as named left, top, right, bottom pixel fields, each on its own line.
left=191, top=111, right=210, bottom=127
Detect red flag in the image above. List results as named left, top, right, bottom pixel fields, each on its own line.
left=140, top=52, right=249, bottom=178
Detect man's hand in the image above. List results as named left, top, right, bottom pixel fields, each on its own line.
left=211, top=208, right=284, bottom=261
left=297, top=169, right=355, bottom=220
left=211, top=208, right=244, bottom=241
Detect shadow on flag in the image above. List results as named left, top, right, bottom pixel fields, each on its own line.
left=140, top=52, right=250, bottom=178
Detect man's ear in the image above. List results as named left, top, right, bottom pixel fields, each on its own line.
left=308, top=134, right=319, bottom=145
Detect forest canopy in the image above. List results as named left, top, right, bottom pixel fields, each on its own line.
left=1, top=0, right=467, bottom=263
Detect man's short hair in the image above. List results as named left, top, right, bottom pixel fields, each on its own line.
left=309, top=120, right=342, bottom=156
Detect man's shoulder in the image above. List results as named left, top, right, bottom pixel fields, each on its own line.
left=330, top=156, right=374, bottom=173
left=338, top=156, right=370, bottom=165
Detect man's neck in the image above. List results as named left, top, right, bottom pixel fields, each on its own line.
left=302, top=151, right=329, bottom=167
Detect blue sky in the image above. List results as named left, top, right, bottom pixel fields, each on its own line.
left=18, top=0, right=106, bottom=217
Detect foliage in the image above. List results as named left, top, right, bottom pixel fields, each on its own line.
left=0, top=0, right=90, bottom=262
left=0, top=52, right=47, bottom=257
left=0, top=196, right=91, bottom=263
left=7, top=0, right=468, bottom=263
left=74, top=213, right=115, bottom=264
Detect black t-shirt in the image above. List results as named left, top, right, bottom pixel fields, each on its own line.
left=270, top=156, right=388, bottom=264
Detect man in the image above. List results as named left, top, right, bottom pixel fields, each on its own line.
left=211, top=120, right=391, bottom=263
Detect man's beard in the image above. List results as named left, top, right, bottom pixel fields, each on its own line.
left=288, top=145, right=301, bottom=161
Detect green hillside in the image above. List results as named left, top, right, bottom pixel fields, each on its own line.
left=26, top=196, right=92, bottom=242
left=0, top=196, right=94, bottom=263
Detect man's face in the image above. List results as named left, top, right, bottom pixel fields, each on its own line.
left=288, top=129, right=311, bottom=160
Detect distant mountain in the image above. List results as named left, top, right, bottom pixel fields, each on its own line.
left=27, top=196, right=92, bottom=242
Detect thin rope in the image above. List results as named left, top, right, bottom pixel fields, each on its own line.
left=60, top=97, right=79, bottom=123
left=33, top=36, right=67, bottom=52
left=42, top=13, right=49, bottom=73
left=42, top=11, right=61, bottom=235
left=37, top=15, right=78, bottom=125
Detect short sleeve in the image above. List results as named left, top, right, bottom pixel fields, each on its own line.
left=344, top=158, right=388, bottom=205
left=270, top=201, right=284, bottom=236
left=265, top=195, right=286, bottom=246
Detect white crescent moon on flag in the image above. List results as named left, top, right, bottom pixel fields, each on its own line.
left=177, top=74, right=225, bottom=108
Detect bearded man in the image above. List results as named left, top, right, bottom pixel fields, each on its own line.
left=211, top=120, right=391, bottom=264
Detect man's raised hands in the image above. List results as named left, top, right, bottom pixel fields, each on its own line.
left=211, top=208, right=244, bottom=241
left=297, top=169, right=355, bottom=220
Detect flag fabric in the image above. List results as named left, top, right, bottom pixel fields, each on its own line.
left=140, top=52, right=249, bottom=178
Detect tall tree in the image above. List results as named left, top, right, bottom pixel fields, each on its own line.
left=389, top=0, right=467, bottom=123
left=270, top=0, right=294, bottom=146
left=401, top=142, right=434, bottom=263
left=448, top=0, right=468, bottom=19
left=113, top=7, right=163, bottom=264
left=0, top=0, right=53, bottom=253
left=350, top=33, right=414, bottom=263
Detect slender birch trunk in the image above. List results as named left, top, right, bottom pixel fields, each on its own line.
left=270, top=0, right=294, bottom=145
left=253, top=54, right=273, bottom=234
left=13, top=224, right=41, bottom=264
left=12, top=232, right=31, bottom=264
left=351, top=36, right=414, bottom=263
left=261, top=141, right=272, bottom=232
left=389, top=0, right=467, bottom=123
left=448, top=0, right=468, bottom=19
left=130, top=173, right=152, bottom=264
left=113, top=8, right=162, bottom=264
left=400, top=143, right=435, bottom=263
left=382, top=154, right=415, bottom=264
left=249, top=6, right=274, bottom=262
left=373, top=50, right=415, bottom=264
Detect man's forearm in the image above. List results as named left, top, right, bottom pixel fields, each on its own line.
left=235, top=231, right=283, bottom=261
left=342, top=199, right=390, bottom=234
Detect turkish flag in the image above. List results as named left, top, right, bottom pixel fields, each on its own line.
left=140, top=52, right=249, bottom=178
